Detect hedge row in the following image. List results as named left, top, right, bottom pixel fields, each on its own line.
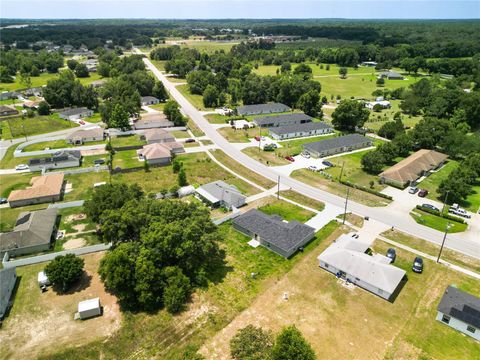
left=415, top=205, right=466, bottom=224
left=339, top=180, right=393, bottom=200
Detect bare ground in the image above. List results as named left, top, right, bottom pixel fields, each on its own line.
left=62, top=237, right=87, bottom=250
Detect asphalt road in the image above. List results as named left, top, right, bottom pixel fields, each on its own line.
left=140, top=50, right=479, bottom=259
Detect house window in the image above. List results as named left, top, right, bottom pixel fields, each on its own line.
left=324, top=263, right=329, bottom=268
left=467, top=326, right=476, bottom=333
left=441, top=314, right=450, bottom=324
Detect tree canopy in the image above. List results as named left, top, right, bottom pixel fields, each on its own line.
left=44, top=254, right=85, bottom=292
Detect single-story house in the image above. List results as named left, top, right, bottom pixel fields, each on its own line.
left=233, top=119, right=254, bottom=130
left=90, top=80, right=107, bottom=88
left=379, top=71, right=405, bottom=80
left=77, top=298, right=102, bottom=320
left=23, top=101, right=41, bottom=109
left=140, top=128, right=175, bottom=144
left=436, top=285, right=480, bottom=341
left=361, top=61, right=378, bottom=67
left=28, top=150, right=81, bottom=172
left=236, top=103, right=291, bottom=116
left=141, top=96, right=160, bottom=106
left=136, top=142, right=184, bottom=165
left=0, top=105, right=19, bottom=117
left=0, top=208, right=58, bottom=257
left=177, top=185, right=196, bottom=198
left=0, top=267, right=17, bottom=319
left=7, top=173, right=65, bottom=208
left=66, top=128, right=105, bottom=145
left=23, top=87, right=43, bottom=97
left=365, top=100, right=391, bottom=110
left=379, top=149, right=448, bottom=188
left=317, top=234, right=406, bottom=300
left=269, top=121, right=333, bottom=140
left=59, top=107, right=94, bottom=121
left=233, top=209, right=316, bottom=258
left=196, top=181, right=246, bottom=210
left=303, top=134, right=373, bottom=158
left=253, top=113, right=312, bottom=128
left=133, top=114, right=174, bottom=130
left=0, top=91, right=19, bottom=101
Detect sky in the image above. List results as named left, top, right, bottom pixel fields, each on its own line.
left=0, top=0, right=479, bottom=19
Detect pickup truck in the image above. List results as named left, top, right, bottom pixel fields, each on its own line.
left=448, top=206, right=471, bottom=218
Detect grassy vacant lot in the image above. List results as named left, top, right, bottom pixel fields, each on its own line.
left=279, top=190, right=325, bottom=211
left=253, top=63, right=372, bottom=77
left=218, top=127, right=268, bottom=143
left=171, top=130, right=190, bottom=138
left=36, top=221, right=341, bottom=360
left=187, top=118, right=205, bottom=137
left=242, top=147, right=289, bottom=166
left=210, top=149, right=276, bottom=189
left=1, top=114, right=77, bottom=139
left=110, top=134, right=146, bottom=148
left=201, top=229, right=480, bottom=360
left=151, top=59, right=166, bottom=71
left=177, top=84, right=209, bottom=111
left=365, top=100, right=422, bottom=132
left=112, top=149, right=141, bottom=169
left=0, top=72, right=59, bottom=92
left=410, top=208, right=467, bottom=233
left=155, top=39, right=240, bottom=54
left=22, top=139, right=105, bottom=152
left=258, top=199, right=315, bottom=222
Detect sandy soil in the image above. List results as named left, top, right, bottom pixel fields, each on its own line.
left=72, top=223, right=87, bottom=232
left=65, top=213, right=86, bottom=223
left=62, top=238, right=87, bottom=250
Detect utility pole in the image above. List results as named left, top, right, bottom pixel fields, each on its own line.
left=339, top=161, right=345, bottom=182
left=342, top=187, right=350, bottom=225
left=441, top=190, right=450, bottom=214
left=277, top=175, right=280, bottom=199
left=437, top=222, right=451, bottom=263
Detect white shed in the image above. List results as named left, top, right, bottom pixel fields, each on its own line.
left=178, top=185, right=196, bottom=198
left=78, top=298, right=101, bottom=319
left=37, top=271, right=50, bottom=287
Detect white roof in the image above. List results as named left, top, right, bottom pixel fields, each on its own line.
left=196, top=186, right=220, bottom=203
left=233, top=120, right=253, bottom=129
left=37, top=271, right=48, bottom=283
left=178, top=185, right=196, bottom=197
left=78, top=297, right=100, bottom=312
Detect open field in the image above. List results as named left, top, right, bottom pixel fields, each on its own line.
left=242, top=147, right=289, bottom=166
left=112, top=149, right=140, bottom=169
left=279, top=189, right=325, bottom=211
left=258, top=199, right=315, bottom=222
left=177, top=84, right=209, bottom=111
left=410, top=209, right=468, bottom=233
left=200, top=231, right=480, bottom=360
left=110, top=134, right=146, bottom=148
left=0, top=252, right=121, bottom=360
left=154, top=39, right=240, bottom=54
left=1, top=114, right=78, bottom=140
left=218, top=127, right=268, bottom=143
left=0, top=72, right=106, bottom=92
left=365, top=100, right=422, bottom=132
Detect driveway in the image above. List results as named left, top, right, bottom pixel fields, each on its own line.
left=305, top=203, right=343, bottom=231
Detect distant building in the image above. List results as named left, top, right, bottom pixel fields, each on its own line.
left=133, top=113, right=174, bottom=130
left=437, top=285, right=480, bottom=341
left=0, top=208, right=58, bottom=257
left=66, top=128, right=105, bottom=145
left=303, top=134, right=373, bottom=158
left=7, top=173, right=65, bottom=208
left=59, top=107, right=93, bottom=121
left=365, top=100, right=391, bottom=110
left=233, top=209, right=315, bottom=258
left=269, top=122, right=333, bottom=140
left=140, top=128, right=175, bottom=144
left=236, top=103, right=291, bottom=116
left=379, top=71, right=405, bottom=80
left=361, top=61, right=378, bottom=67
left=28, top=150, right=81, bottom=172
left=233, top=119, right=254, bottom=130
left=196, top=181, right=246, bottom=210
left=0, top=91, right=19, bottom=101
left=253, top=113, right=313, bottom=128
left=0, top=105, right=19, bottom=117
left=90, top=80, right=107, bottom=88
left=0, top=267, right=17, bottom=319
left=141, top=96, right=160, bottom=106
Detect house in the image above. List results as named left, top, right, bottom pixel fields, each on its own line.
left=0, top=208, right=58, bottom=257
left=236, top=103, right=291, bottom=116
left=90, top=80, right=107, bottom=88
left=66, top=128, right=105, bottom=145
left=233, top=119, right=254, bottom=130
left=379, top=71, right=405, bottom=80
left=365, top=100, right=391, bottom=110
left=23, top=87, right=43, bottom=97
left=23, top=101, right=41, bottom=109
left=140, top=128, right=175, bottom=144
left=269, top=122, right=333, bottom=140
left=233, top=209, right=315, bottom=258
left=0, top=91, right=19, bottom=101
left=136, top=141, right=184, bottom=165
left=83, top=59, right=98, bottom=72
left=253, top=113, right=312, bottom=128
left=361, top=61, right=378, bottom=67
left=7, top=173, right=64, bottom=208
left=77, top=298, right=102, bottom=320
left=303, top=134, right=373, bottom=158
left=141, top=96, right=160, bottom=106
left=133, top=113, right=174, bottom=130
left=28, top=150, right=81, bottom=172
left=196, top=181, right=246, bottom=210
left=0, top=267, right=17, bottom=319
left=0, top=105, right=19, bottom=117
left=317, top=234, right=406, bottom=300
left=436, top=285, right=480, bottom=341
left=379, top=149, right=448, bottom=188
left=59, top=107, right=93, bottom=121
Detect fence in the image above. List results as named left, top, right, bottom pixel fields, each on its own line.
left=212, top=207, right=241, bottom=225
left=50, top=165, right=109, bottom=175
left=48, top=200, right=85, bottom=209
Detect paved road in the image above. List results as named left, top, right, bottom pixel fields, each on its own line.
left=139, top=50, right=479, bottom=259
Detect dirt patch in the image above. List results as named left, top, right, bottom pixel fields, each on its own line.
left=0, top=252, right=121, bottom=360
left=72, top=224, right=87, bottom=232
left=65, top=213, right=87, bottom=223
left=62, top=238, right=87, bottom=250
left=81, top=148, right=106, bottom=156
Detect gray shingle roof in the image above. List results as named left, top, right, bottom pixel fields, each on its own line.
left=196, top=181, right=246, bottom=208
left=28, top=150, right=81, bottom=166
left=0, top=267, right=16, bottom=318
left=438, top=285, right=480, bottom=328
left=254, top=113, right=313, bottom=127
left=141, top=96, right=159, bottom=103
left=236, top=103, right=291, bottom=116
left=303, top=134, right=372, bottom=153
left=269, top=121, right=333, bottom=136
left=233, top=209, right=315, bottom=252
left=60, top=107, right=91, bottom=117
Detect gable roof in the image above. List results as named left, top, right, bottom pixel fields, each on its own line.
left=8, top=173, right=64, bottom=202
left=137, top=143, right=172, bottom=160
left=196, top=181, right=246, bottom=207
left=141, top=96, right=159, bottom=102
left=60, top=107, right=92, bottom=117
left=380, top=149, right=448, bottom=184
left=28, top=150, right=81, bottom=167
left=438, top=285, right=480, bottom=328
left=233, top=209, right=315, bottom=253
left=237, top=103, right=291, bottom=116
left=304, top=134, right=372, bottom=153
left=0, top=105, right=19, bottom=114
left=254, top=113, right=313, bottom=127
left=269, top=121, right=332, bottom=136
left=66, top=127, right=104, bottom=140
left=143, top=128, right=175, bottom=142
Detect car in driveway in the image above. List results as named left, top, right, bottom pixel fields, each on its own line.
left=15, top=164, right=29, bottom=171
left=307, top=165, right=318, bottom=172
left=322, top=160, right=334, bottom=167
left=94, top=159, right=105, bottom=165
left=0, top=198, right=8, bottom=204
left=285, top=156, right=295, bottom=162
left=386, top=248, right=396, bottom=263
left=79, top=120, right=86, bottom=125
left=301, top=152, right=310, bottom=159
left=422, top=203, right=440, bottom=212
left=185, top=138, right=196, bottom=143
left=254, top=135, right=261, bottom=141
left=408, top=186, right=418, bottom=194
left=418, top=189, right=428, bottom=197
left=449, top=207, right=471, bottom=218
left=412, top=257, right=424, bottom=273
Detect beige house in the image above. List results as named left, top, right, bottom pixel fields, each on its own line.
left=66, top=128, right=105, bottom=145
left=137, top=143, right=173, bottom=166
left=8, top=173, right=64, bottom=208
left=133, top=113, right=174, bottom=130
left=141, top=128, right=175, bottom=144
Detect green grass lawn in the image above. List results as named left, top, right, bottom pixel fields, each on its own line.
left=86, top=112, right=103, bottom=123
left=365, top=100, right=422, bottom=132
left=279, top=190, right=325, bottom=211
left=151, top=59, right=166, bottom=71
left=177, top=84, right=209, bottom=111
left=113, top=149, right=141, bottom=169
left=21, top=139, right=105, bottom=152
left=1, top=114, right=78, bottom=140
left=187, top=118, right=205, bottom=137
left=0, top=72, right=59, bottom=92
left=242, top=147, right=290, bottom=166
left=258, top=199, right=315, bottom=222
left=110, top=135, right=146, bottom=148
left=205, top=113, right=231, bottom=124
left=153, top=40, right=240, bottom=54
left=410, top=209, right=468, bottom=233
left=218, top=127, right=268, bottom=143
left=148, top=103, right=166, bottom=111
left=170, top=130, right=190, bottom=139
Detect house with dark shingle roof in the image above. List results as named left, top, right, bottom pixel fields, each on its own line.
left=28, top=150, right=81, bottom=172
left=236, top=103, right=291, bottom=116
left=232, top=209, right=315, bottom=258
left=269, top=121, right=333, bottom=140
left=196, top=181, right=246, bottom=210
left=379, top=71, right=404, bottom=80
left=303, top=134, right=373, bottom=158
left=437, top=285, right=480, bottom=341
left=59, top=107, right=93, bottom=121
left=253, top=113, right=312, bottom=128
left=141, top=96, right=160, bottom=106
left=0, top=267, right=17, bottom=319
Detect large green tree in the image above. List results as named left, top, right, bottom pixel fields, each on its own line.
left=331, top=99, right=370, bottom=131
left=230, top=325, right=274, bottom=360
left=297, top=90, right=322, bottom=118
left=44, top=254, right=85, bottom=292
left=271, top=326, right=316, bottom=360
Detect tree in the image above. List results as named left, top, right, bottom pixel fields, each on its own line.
left=44, top=254, right=85, bottom=292
left=203, top=85, right=220, bottom=108
left=67, top=59, right=78, bottom=70
left=331, top=99, right=370, bottom=131
left=378, top=119, right=404, bottom=140
left=293, top=63, right=313, bottom=79
left=438, top=176, right=472, bottom=203
left=75, top=63, right=89, bottom=78
left=164, top=100, right=186, bottom=126
left=109, top=103, right=130, bottom=130
left=376, top=78, right=385, bottom=87
left=37, top=101, right=51, bottom=115
left=280, top=62, right=291, bottom=74
left=163, top=266, right=191, bottom=313
left=361, top=151, right=386, bottom=174
left=0, top=66, right=14, bottom=83
left=172, top=159, right=182, bottom=173
left=19, top=71, right=32, bottom=89
left=178, top=167, right=187, bottom=187
left=339, top=67, right=348, bottom=79
left=271, top=326, right=315, bottom=360
left=153, top=81, right=168, bottom=102
left=230, top=325, right=274, bottom=360
left=297, top=90, right=322, bottom=118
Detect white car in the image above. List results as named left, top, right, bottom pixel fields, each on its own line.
left=449, top=207, right=471, bottom=218
left=307, top=165, right=318, bottom=171
left=15, top=164, right=29, bottom=171
left=301, top=152, right=311, bottom=159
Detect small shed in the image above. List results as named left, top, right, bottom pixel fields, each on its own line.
left=178, top=185, right=196, bottom=198
left=77, top=298, right=101, bottom=320
left=37, top=271, right=50, bottom=287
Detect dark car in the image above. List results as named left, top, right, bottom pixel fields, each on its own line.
left=94, top=159, right=105, bottom=165
left=0, top=197, right=8, bottom=204
left=185, top=138, right=196, bottom=143
left=422, top=204, right=439, bottom=212
left=322, top=160, right=334, bottom=167
left=386, top=248, right=396, bottom=263
left=285, top=156, right=295, bottom=162
left=418, top=189, right=428, bottom=197
left=412, top=257, right=424, bottom=273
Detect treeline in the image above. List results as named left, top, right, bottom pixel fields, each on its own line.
left=0, top=50, right=64, bottom=82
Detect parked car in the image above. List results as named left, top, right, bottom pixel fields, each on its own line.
left=386, top=248, right=396, bottom=263
left=254, top=135, right=261, bottom=141
left=422, top=204, right=439, bottom=212
left=412, top=257, right=424, bottom=273
left=301, top=152, right=310, bottom=159
left=15, top=164, right=29, bottom=171
left=418, top=189, right=428, bottom=197
left=449, top=207, right=471, bottom=218
left=307, top=165, right=318, bottom=171
left=285, top=156, right=295, bottom=162
left=408, top=186, right=418, bottom=194
left=0, top=198, right=8, bottom=204
left=185, top=138, right=195, bottom=143
left=79, top=120, right=86, bottom=125
left=94, top=159, right=105, bottom=165
left=263, top=144, right=276, bottom=151
left=322, top=160, right=334, bottom=167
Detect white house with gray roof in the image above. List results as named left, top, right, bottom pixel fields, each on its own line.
left=236, top=103, right=291, bottom=116
left=303, top=134, right=373, bottom=158
left=0, top=267, right=17, bottom=319
left=436, top=285, right=480, bottom=341
left=253, top=113, right=312, bottom=128
left=233, top=209, right=316, bottom=258
left=269, top=121, right=333, bottom=140
left=196, top=181, right=246, bottom=210
left=59, top=107, right=93, bottom=121
left=141, top=96, right=160, bottom=106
